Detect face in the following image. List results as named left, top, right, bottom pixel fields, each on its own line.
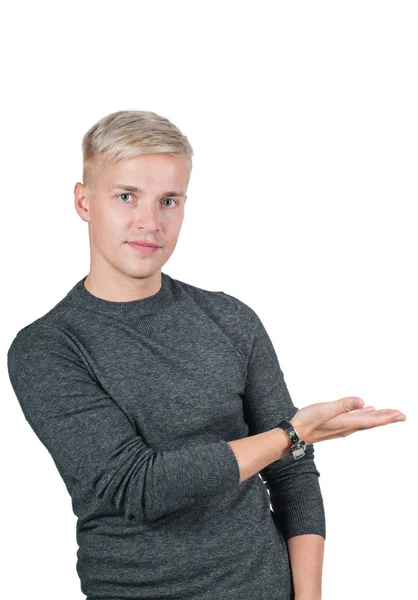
left=74, top=153, right=188, bottom=283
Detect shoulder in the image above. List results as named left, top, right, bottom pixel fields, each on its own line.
left=7, top=319, right=80, bottom=371
left=7, top=278, right=81, bottom=356
left=167, top=273, right=224, bottom=305
left=167, top=273, right=257, bottom=323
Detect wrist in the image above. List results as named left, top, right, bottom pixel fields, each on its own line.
left=289, top=418, right=308, bottom=445
left=275, top=419, right=307, bottom=460
left=274, top=426, right=292, bottom=454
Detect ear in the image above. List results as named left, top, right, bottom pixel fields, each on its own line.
left=74, top=182, right=91, bottom=224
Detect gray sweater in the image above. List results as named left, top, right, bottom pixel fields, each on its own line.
left=7, top=271, right=326, bottom=600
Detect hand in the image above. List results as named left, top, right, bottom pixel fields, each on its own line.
left=290, top=396, right=406, bottom=446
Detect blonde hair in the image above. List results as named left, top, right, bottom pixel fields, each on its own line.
left=82, top=110, right=194, bottom=189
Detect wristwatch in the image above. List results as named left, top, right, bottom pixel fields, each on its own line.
left=275, top=420, right=306, bottom=460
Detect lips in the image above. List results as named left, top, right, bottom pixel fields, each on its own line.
left=128, top=240, right=160, bottom=248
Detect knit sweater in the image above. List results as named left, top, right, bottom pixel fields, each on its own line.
left=7, top=271, right=326, bottom=600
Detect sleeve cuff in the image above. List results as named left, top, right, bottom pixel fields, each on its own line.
left=179, top=439, right=241, bottom=499
left=271, top=494, right=326, bottom=541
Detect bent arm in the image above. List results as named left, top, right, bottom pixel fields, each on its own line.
left=222, top=293, right=326, bottom=540
left=7, top=324, right=240, bottom=524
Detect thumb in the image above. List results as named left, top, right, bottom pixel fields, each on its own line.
left=335, top=396, right=364, bottom=415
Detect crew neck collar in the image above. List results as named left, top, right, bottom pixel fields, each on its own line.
left=66, top=271, right=173, bottom=316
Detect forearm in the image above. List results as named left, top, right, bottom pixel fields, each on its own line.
left=287, top=533, right=324, bottom=600
left=227, top=427, right=292, bottom=483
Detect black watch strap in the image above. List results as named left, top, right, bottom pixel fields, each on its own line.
left=275, top=420, right=306, bottom=460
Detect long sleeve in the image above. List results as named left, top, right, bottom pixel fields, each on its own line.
left=231, top=297, right=326, bottom=542
left=6, top=323, right=240, bottom=524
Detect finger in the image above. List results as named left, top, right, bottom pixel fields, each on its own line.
left=357, top=406, right=375, bottom=412
left=328, top=407, right=399, bottom=433
left=334, top=396, right=364, bottom=416
left=316, top=396, right=364, bottom=423
left=354, top=409, right=406, bottom=430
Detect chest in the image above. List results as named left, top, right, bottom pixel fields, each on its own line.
left=73, top=307, right=249, bottom=448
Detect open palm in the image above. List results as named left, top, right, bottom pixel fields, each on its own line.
left=290, top=396, right=406, bottom=445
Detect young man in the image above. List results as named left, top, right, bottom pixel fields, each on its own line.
left=7, top=110, right=405, bottom=600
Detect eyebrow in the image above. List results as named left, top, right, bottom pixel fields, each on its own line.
left=109, top=184, right=185, bottom=197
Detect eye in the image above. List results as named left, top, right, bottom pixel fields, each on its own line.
left=116, top=194, right=179, bottom=206
left=161, top=197, right=179, bottom=207
left=117, top=193, right=133, bottom=202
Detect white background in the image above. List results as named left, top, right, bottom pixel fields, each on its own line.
left=1, top=1, right=416, bottom=599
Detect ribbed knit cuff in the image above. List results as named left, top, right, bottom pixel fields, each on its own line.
left=185, top=440, right=241, bottom=498
left=271, top=494, right=326, bottom=541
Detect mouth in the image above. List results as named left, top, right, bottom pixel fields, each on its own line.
left=126, top=241, right=161, bottom=254
left=127, top=240, right=160, bottom=248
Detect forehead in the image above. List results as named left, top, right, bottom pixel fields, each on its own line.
left=102, top=153, right=188, bottom=187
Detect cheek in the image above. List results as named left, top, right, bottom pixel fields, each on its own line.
left=108, top=212, right=127, bottom=231
left=164, top=210, right=184, bottom=227
left=100, top=209, right=126, bottom=234
left=91, top=207, right=127, bottom=245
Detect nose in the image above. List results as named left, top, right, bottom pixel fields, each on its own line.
left=132, top=201, right=161, bottom=231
